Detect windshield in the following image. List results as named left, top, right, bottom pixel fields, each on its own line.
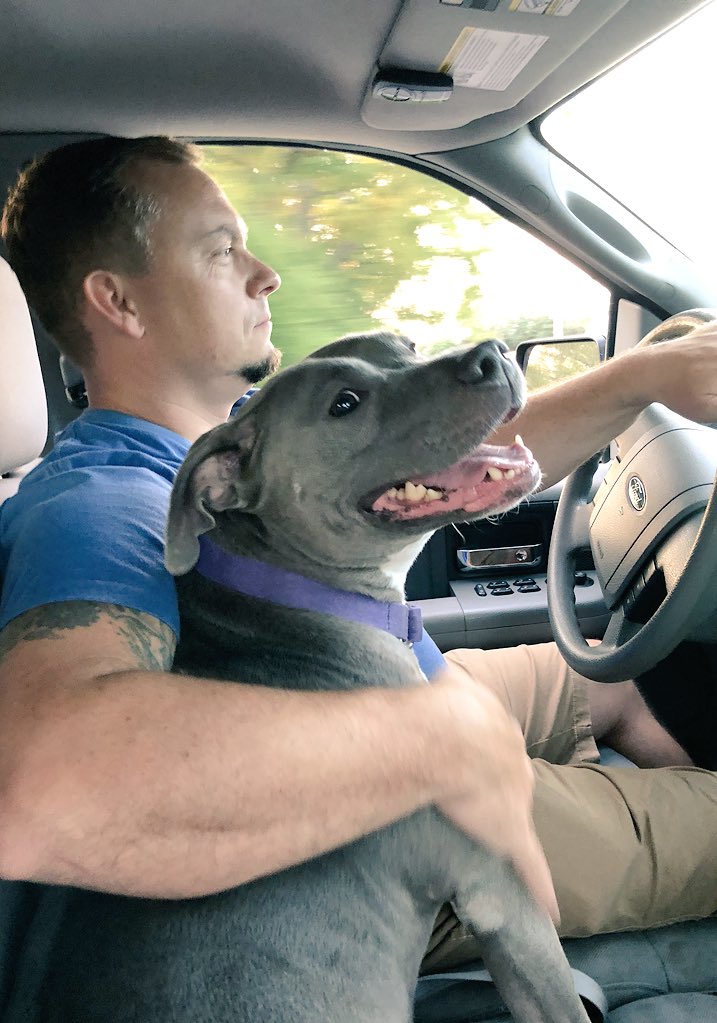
left=542, top=1, right=716, bottom=276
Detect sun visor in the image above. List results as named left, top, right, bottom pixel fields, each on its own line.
left=361, top=0, right=629, bottom=131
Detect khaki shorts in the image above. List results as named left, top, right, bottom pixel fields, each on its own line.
left=421, top=642, right=717, bottom=974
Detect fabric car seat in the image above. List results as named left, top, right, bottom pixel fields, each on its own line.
left=0, top=256, right=47, bottom=503
left=0, top=255, right=49, bottom=1012
left=415, top=919, right=717, bottom=1021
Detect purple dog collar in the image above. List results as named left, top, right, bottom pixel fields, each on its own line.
left=195, top=536, right=423, bottom=644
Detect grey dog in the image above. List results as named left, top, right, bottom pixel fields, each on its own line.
left=31, top=333, right=590, bottom=1022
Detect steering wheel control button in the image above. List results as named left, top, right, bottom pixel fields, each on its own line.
left=474, top=584, right=487, bottom=596
left=625, top=559, right=666, bottom=624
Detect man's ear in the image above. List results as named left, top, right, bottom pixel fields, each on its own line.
left=82, top=270, right=145, bottom=339
left=165, top=416, right=258, bottom=576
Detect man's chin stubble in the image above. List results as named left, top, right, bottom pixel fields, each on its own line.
left=238, top=347, right=283, bottom=385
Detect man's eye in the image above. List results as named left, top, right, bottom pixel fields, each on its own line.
left=329, top=388, right=365, bottom=417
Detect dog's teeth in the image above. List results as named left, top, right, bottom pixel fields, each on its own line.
left=386, top=482, right=443, bottom=504
left=515, top=434, right=524, bottom=447
left=405, top=481, right=427, bottom=502
left=487, top=466, right=504, bottom=482
left=505, top=468, right=516, bottom=479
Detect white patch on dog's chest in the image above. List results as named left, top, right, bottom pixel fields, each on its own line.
left=381, top=535, right=432, bottom=594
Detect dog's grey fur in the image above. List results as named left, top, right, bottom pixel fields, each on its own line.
left=33, top=333, right=588, bottom=1022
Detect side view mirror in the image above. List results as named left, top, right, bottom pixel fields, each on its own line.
left=515, top=335, right=604, bottom=391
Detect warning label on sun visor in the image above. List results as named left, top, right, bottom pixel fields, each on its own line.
left=509, top=0, right=581, bottom=15
left=440, top=28, right=547, bottom=91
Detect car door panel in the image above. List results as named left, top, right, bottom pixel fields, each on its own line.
left=408, top=473, right=610, bottom=651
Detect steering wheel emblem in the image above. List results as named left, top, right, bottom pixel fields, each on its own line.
left=627, top=475, right=646, bottom=511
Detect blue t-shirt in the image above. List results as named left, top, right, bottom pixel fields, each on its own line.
left=0, top=410, right=191, bottom=635
left=0, top=409, right=446, bottom=676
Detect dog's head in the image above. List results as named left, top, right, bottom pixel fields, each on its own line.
left=165, top=331, right=541, bottom=581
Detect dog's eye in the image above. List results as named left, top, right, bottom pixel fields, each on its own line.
left=329, top=388, right=364, bottom=417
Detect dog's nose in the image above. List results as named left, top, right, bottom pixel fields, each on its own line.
left=456, top=340, right=511, bottom=385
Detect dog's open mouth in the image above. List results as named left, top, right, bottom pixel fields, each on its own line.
left=365, top=435, right=541, bottom=522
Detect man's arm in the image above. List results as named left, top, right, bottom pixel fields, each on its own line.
left=491, top=327, right=717, bottom=489
left=0, top=601, right=554, bottom=916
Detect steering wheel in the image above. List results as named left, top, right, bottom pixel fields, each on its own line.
left=547, top=309, right=717, bottom=682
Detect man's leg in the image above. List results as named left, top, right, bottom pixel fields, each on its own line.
left=420, top=642, right=717, bottom=973
left=442, top=640, right=692, bottom=768
left=586, top=675, right=693, bottom=767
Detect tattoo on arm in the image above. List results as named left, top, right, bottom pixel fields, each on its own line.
left=0, top=602, right=176, bottom=671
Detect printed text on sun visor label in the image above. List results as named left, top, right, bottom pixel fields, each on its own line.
left=440, top=28, right=547, bottom=91
left=509, top=0, right=582, bottom=15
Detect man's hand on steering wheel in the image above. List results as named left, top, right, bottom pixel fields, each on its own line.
left=548, top=310, right=717, bottom=683
left=621, top=312, right=717, bottom=424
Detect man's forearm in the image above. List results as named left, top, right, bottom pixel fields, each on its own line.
left=0, top=670, right=448, bottom=898
left=491, top=348, right=658, bottom=489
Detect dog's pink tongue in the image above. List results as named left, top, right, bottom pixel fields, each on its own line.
left=425, top=444, right=522, bottom=489
left=371, top=440, right=537, bottom=519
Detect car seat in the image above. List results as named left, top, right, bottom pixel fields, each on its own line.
left=0, top=255, right=49, bottom=1013
left=0, top=256, right=47, bottom=504
left=415, top=918, right=717, bottom=1021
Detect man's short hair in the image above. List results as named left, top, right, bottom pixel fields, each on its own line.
left=1, top=135, right=201, bottom=366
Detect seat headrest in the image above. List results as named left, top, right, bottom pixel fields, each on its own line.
left=0, top=256, right=48, bottom=475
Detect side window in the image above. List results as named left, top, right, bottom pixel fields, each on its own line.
left=203, top=146, right=609, bottom=389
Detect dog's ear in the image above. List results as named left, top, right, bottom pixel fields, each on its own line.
left=165, top=417, right=257, bottom=576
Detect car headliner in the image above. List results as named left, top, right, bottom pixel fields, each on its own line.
left=0, top=0, right=708, bottom=151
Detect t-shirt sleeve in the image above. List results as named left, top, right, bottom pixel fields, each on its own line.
left=0, top=465, right=181, bottom=636
left=412, top=629, right=448, bottom=680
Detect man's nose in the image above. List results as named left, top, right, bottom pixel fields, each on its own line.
left=248, top=257, right=281, bottom=297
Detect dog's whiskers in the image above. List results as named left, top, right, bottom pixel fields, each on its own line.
left=450, top=523, right=467, bottom=544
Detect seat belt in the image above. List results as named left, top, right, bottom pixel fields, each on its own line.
left=415, top=964, right=608, bottom=1022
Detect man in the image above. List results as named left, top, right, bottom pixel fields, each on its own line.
left=0, top=136, right=714, bottom=987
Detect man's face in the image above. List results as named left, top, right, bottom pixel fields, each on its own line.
left=127, top=160, right=281, bottom=401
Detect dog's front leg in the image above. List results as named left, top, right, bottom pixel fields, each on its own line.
left=449, top=847, right=591, bottom=1023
